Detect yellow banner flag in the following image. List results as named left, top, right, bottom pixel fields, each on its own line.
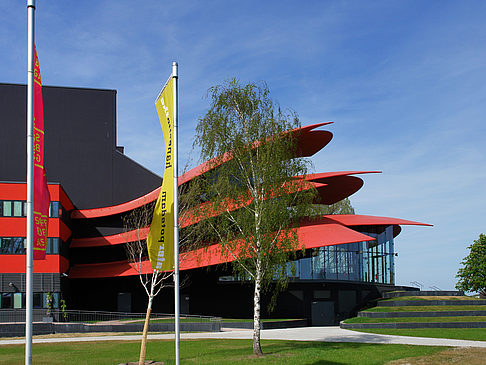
left=147, top=77, right=175, bottom=271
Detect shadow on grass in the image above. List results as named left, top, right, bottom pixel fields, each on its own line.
left=262, top=341, right=370, bottom=364
left=177, top=339, right=346, bottom=364
left=0, top=337, right=444, bottom=364
left=179, top=339, right=398, bottom=364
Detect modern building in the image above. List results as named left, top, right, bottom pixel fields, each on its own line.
left=0, top=83, right=429, bottom=325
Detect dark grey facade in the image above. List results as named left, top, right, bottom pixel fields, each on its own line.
left=0, top=83, right=160, bottom=209
left=0, top=83, right=161, bottom=315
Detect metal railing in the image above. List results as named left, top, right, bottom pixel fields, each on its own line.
left=0, top=309, right=221, bottom=324
left=410, top=281, right=423, bottom=290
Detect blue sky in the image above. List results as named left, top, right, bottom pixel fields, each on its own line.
left=1, top=1, right=485, bottom=291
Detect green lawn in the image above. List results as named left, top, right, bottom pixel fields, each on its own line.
left=382, top=296, right=429, bottom=301
left=382, top=296, right=484, bottom=302
left=344, top=316, right=486, bottom=324
left=353, top=328, right=486, bottom=341
left=0, top=339, right=444, bottom=365
left=363, top=305, right=486, bottom=312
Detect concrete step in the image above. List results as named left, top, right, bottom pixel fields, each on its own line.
left=383, top=290, right=464, bottom=298
left=358, top=310, right=486, bottom=318
left=377, top=300, right=486, bottom=307
left=341, top=321, right=486, bottom=329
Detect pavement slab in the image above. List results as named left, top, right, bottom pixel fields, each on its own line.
left=1, top=326, right=486, bottom=348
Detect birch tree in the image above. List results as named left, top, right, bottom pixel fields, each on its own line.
left=189, top=79, right=315, bottom=356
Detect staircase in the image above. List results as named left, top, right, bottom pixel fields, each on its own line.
left=340, top=291, right=486, bottom=329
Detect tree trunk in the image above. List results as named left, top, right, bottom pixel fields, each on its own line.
left=252, top=259, right=263, bottom=356
left=139, top=296, right=153, bottom=365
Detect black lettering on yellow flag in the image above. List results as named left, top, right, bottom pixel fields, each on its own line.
left=147, top=77, right=175, bottom=271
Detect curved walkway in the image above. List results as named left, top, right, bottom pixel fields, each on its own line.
left=1, top=326, right=486, bottom=348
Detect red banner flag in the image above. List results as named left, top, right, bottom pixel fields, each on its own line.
left=33, top=46, right=51, bottom=260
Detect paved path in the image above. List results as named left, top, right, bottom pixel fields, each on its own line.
left=1, top=326, right=486, bottom=348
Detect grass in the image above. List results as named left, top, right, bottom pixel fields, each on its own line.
left=353, top=328, right=486, bottom=342
left=383, top=297, right=428, bottom=301
left=344, top=316, right=486, bottom=324
left=386, top=347, right=486, bottom=365
left=0, top=339, right=445, bottom=365
left=383, top=296, right=485, bottom=302
left=363, top=305, right=486, bottom=312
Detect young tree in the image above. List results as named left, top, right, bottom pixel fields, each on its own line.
left=456, top=233, right=486, bottom=297
left=190, top=79, right=315, bottom=355
left=123, top=202, right=173, bottom=365
left=123, top=188, right=198, bottom=365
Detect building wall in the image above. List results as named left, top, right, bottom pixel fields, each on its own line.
left=0, top=183, right=71, bottom=310
left=0, top=83, right=424, bottom=324
left=67, top=266, right=414, bottom=325
left=0, top=83, right=161, bottom=209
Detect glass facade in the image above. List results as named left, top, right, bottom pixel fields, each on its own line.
left=0, top=200, right=61, bottom=218
left=289, top=225, right=395, bottom=284
left=0, top=237, right=61, bottom=255
left=220, top=225, right=396, bottom=285
left=0, top=292, right=60, bottom=309
left=0, top=200, right=63, bottom=256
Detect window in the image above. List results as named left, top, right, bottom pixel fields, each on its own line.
left=50, top=202, right=60, bottom=218
left=12, top=237, right=24, bottom=254
left=46, top=238, right=60, bottom=254
left=0, top=237, right=27, bottom=254
left=13, top=201, right=23, bottom=217
left=3, top=201, right=12, bottom=217
left=33, top=293, right=42, bottom=308
left=0, top=200, right=62, bottom=217
left=0, top=237, right=62, bottom=255
left=0, top=238, right=12, bottom=254
left=1, top=293, right=12, bottom=309
left=43, top=292, right=59, bottom=309
left=13, top=293, right=23, bottom=309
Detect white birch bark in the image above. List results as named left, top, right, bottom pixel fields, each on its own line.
left=252, top=257, right=263, bottom=356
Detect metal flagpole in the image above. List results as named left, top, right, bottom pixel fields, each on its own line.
left=172, top=61, right=180, bottom=365
left=26, top=1, right=35, bottom=364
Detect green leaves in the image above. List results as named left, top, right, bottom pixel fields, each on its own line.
left=189, top=78, right=319, bottom=355
left=456, top=233, right=486, bottom=296
left=189, top=78, right=316, bottom=288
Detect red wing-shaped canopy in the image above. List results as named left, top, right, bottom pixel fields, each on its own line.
left=69, top=171, right=382, bottom=249
left=178, top=122, right=333, bottom=185
left=307, top=171, right=381, bottom=205
left=70, top=188, right=161, bottom=219
left=69, top=218, right=375, bottom=278
left=71, top=123, right=333, bottom=219
left=323, top=214, right=432, bottom=238
left=323, top=214, right=433, bottom=227
left=68, top=214, right=431, bottom=278
left=70, top=227, right=150, bottom=248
